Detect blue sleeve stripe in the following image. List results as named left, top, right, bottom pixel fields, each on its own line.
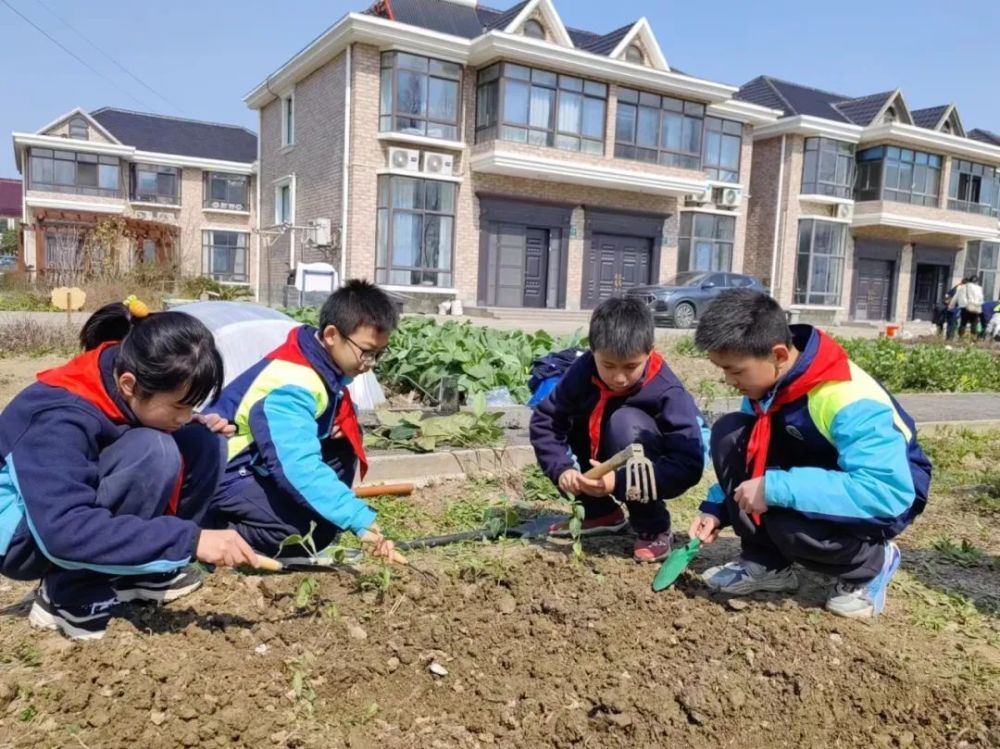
left=0, top=464, right=26, bottom=557
left=7, top=458, right=188, bottom=576
left=259, top=386, right=376, bottom=535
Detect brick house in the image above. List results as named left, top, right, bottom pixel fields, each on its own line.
left=0, top=178, right=21, bottom=235
left=245, top=0, right=779, bottom=309
left=738, top=77, right=1000, bottom=324
left=12, top=108, right=257, bottom=287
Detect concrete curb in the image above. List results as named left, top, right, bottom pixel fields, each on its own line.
left=362, top=417, right=1000, bottom=486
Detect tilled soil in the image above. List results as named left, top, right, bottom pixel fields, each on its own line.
left=1, top=534, right=997, bottom=749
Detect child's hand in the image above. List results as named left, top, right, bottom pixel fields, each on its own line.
left=734, top=477, right=768, bottom=516
left=558, top=464, right=614, bottom=498
left=359, top=526, right=408, bottom=565
left=196, top=529, right=259, bottom=568
left=192, top=413, right=236, bottom=438
left=689, top=514, right=721, bottom=544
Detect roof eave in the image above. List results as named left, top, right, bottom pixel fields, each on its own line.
left=861, top=122, right=1000, bottom=164
left=751, top=115, right=864, bottom=142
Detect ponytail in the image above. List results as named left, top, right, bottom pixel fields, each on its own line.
left=79, top=297, right=224, bottom=406
left=79, top=296, right=150, bottom=351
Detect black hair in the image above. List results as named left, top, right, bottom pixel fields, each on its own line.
left=319, top=278, right=399, bottom=336
left=80, top=304, right=224, bottom=406
left=694, top=288, right=792, bottom=358
left=588, top=296, right=654, bottom=358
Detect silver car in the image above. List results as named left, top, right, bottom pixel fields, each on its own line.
left=627, top=271, right=765, bottom=328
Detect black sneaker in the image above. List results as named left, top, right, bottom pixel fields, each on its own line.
left=28, top=581, right=120, bottom=641
left=113, top=567, right=203, bottom=604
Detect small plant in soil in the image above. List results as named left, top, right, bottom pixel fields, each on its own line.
left=520, top=465, right=562, bottom=504
left=364, top=393, right=504, bottom=452
left=279, top=521, right=349, bottom=610
left=569, top=504, right=586, bottom=560
left=933, top=537, right=987, bottom=567
left=287, top=658, right=317, bottom=713
left=357, top=562, right=393, bottom=600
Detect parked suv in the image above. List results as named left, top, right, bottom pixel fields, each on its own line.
left=627, top=271, right=765, bottom=328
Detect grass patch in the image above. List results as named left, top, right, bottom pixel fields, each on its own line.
left=895, top=571, right=996, bottom=638
left=840, top=336, right=1000, bottom=392
left=932, top=537, right=990, bottom=567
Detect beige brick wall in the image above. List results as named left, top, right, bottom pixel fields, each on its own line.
left=743, top=136, right=781, bottom=285
left=853, top=199, right=998, bottom=232
left=346, top=44, right=382, bottom=286
left=259, top=51, right=347, bottom=304
left=43, top=115, right=115, bottom=145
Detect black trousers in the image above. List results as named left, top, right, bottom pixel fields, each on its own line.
left=711, top=412, right=885, bottom=584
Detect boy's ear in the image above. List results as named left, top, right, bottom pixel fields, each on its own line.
left=771, top=343, right=792, bottom=367
left=321, top=325, right=339, bottom=348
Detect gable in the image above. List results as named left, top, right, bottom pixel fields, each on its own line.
left=38, top=108, right=120, bottom=145
left=504, top=0, right=574, bottom=48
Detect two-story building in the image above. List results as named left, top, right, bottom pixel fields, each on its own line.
left=12, top=108, right=258, bottom=287
left=738, top=76, right=1000, bottom=324
left=246, top=0, right=779, bottom=310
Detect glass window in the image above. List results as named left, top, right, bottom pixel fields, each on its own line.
left=375, top=175, right=456, bottom=288
left=276, top=183, right=292, bottom=224
left=678, top=213, right=735, bottom=272
left=282, top=95, right=294, bottom=147
left=702, top=117, right=741, bottom=183
left=381, top=52, right=461, bottom=141
left=68, top=117, right=89, bottom=140
left=202, top=231, right=249, bottom=283
left=131, top=163, right=180, bottom=205
left=523, top=19, right=545, bottom=39
left=964, top=241, right=1000, bottom=299
left=794, top=219, right=846, bottom=305
left=203, top=172, right=249, bottom=211
left=855, top=145, right=940, bottom=206
left=802, top=138, right=856, bottom=198
left=948, top=159, right=1000, bottom=217
left=475, top=62, right=606, bottom=154
left=625, top=44, right=644, bottom=64
left=27, top=148, right=121, bottom=197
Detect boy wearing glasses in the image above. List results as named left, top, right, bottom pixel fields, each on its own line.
left=206, top=280, right=402, bottom=560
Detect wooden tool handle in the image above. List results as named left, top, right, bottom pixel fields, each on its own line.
left=254, top=555, right=284, bottom=572
left=582, top=445, right=639, bottom=480
left=354, top=483, right=415, bottom=498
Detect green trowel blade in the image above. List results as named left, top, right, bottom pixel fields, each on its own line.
left=652, top=538, right=701, bottom=591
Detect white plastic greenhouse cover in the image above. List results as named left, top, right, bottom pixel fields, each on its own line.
left=173, top=302, right=385, bottom=409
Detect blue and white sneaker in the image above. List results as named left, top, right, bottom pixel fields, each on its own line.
left=825, top=542, right=901, bottom=619
left=702, top=558, right=800, bottom=595
left=113, top=567, right=203, bottom=604
left=29, top=581, right=121, bottom=641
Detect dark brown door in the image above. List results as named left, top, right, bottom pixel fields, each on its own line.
left=522, top=228, right=548, bottom=308
left=911, top=264, right=950, bottom=321
left=854, top=258, right=894, bottom=321
left=583, top=233, right=652, bottom=308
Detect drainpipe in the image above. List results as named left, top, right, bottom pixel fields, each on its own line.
left=254, top=110, right=263, bottom=302
left=339, top=44, right=352, bottom=287
left=768, top=134, right=786, bottom=298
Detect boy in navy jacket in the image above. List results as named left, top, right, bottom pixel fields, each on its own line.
left=530, top=297, right=707, bottom=561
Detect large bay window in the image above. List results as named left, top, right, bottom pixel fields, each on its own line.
left=795, top=219, right=847, bottom=305
left=376, top=175, right=455, bottom=287
left=380, top=52, right=461, bottom=141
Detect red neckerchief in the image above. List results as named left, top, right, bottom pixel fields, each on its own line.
left=267, top=328, right=368, bottom=480
left=36, top=343, right=184, bottom=515
left=746, top=330, right=851, bottom=523
left=588, top=351, right=664, bottom=460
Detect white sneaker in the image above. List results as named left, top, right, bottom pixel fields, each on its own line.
left=825, top=542, right=901, bottom=619
left=702, top=559, right=800, bottom=595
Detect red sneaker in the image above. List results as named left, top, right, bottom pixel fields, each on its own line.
left=633, top=531, right=673, bottom=562
left=548, top=507, right=627, bottom=537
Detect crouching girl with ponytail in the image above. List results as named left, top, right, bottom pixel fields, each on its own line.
left=0, top=297, right=262, bottom=640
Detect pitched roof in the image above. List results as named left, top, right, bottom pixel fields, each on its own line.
left=477, top=1, right=528, bottom=32
left=736, top=76, right=852, bottom=121
left=0, top=178, right=21, bottom=217
left=576, top=22, right=633, bottom=55
left=90, top=108, right=257, bottom=164
left=969, top=129, right=1000, bottom=146
left=832, top=90, right=896, bottom=126
left=911, top=105, right=949, bottom=130
left=385, top=0, right=487, bottom=37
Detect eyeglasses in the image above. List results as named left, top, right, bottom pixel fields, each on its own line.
left=343, top=334, right=388, bottom=364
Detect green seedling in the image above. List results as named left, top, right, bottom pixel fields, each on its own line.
left=933, top=537, right=987, bottom=567
left=569, top=504, right=586, bottom=560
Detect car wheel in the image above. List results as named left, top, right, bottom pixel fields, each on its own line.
left=673, top=302, right=696, bottom=329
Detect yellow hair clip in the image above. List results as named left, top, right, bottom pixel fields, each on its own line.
left=123, top=295, right=150, bottom=319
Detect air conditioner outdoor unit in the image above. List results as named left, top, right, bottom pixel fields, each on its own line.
left=719, top=187, right=742, bottom=208
left=135, top=211, right=150, bottom=219
left=422, top=151, right=455, bottom=177
left=388, top=147, right=420, bottom=172
left=836, top=203, right=854, bottom=220
left=308, top=217, right=332, bottom=246
left=689, top=186, right=714, bottom=204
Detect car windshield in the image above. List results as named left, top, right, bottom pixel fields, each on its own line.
left=665, top=272, right=709, bottom=287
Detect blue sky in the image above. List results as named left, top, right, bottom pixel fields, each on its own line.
left=1, top=0, right=998, bottom=178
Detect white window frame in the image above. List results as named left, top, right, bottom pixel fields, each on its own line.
left=274, top=175, right=295, bottom=226
left=281, top=92, right=295, bottom=148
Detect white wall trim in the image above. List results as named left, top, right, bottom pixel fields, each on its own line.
left=798, top=194, right=855, bottom=206
left=129, top=201, right=181, bottom=210
left=852, top=210, right=1000, bottom=240
left=273, top=174, right=296, bottom=265
left=609, top=17, right=669, bottom=72
left=751, top=116, right=864, bottom=143
left=375, top=168, right=462, bottom=183
left=470, top=149, right=709, bottom=197
left=504, top=0, right=574, bottom=49
left=706, top=100, right=783, bottom=127
left=202, top=224, right=252, bottom=234
left=25, top=196, right=125, bottom=214
left=244, top=13, right=742, bottom=110
left=680, top=207, right=742, bottom=218
left=380, top=284, right=458, bottom=295
left=376, top=132, right=466, bottom=151
left=860, top=122, right=1000, bottom=164
left=134, top=151, right=255, bottom=174
left=35, top=108, right=122, bottom=145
